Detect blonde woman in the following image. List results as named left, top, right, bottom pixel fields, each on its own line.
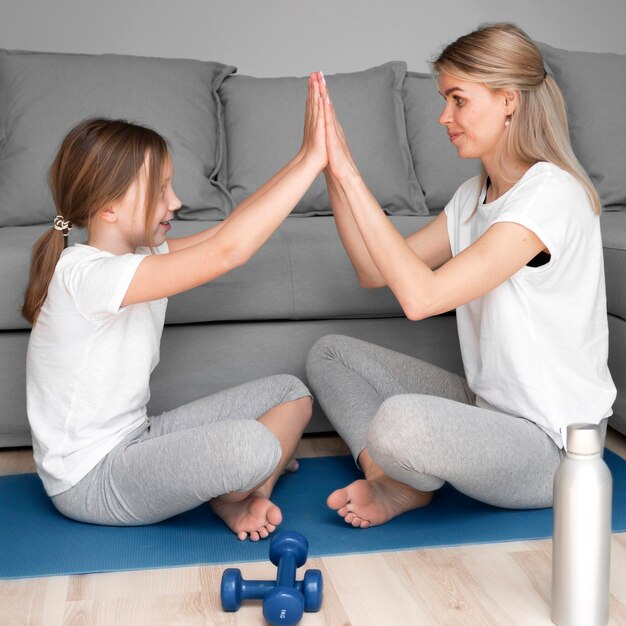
left=306, top=23, right=616, bottom=527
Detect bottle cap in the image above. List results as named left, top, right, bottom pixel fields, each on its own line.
left=566, top=423, right=602, bottom=456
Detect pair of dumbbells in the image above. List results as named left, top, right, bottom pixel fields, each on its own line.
left=221, top=530, right=323, bottom=625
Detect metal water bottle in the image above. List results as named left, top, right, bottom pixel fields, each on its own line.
left=551, top=423, right=612, bottom=626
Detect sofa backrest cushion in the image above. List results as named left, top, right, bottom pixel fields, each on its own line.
left=402, top=71, right=480, bottom=213
left=213, top=62, right=429, bottom=218
left=0, top=50, right=236, bottom=227
left=539, top=43, right=626, bottom=211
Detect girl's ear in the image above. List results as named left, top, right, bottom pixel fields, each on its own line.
left=99, top=204, right=118, bottom=224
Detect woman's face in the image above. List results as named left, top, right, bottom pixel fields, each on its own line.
left=438, top=72, right=512, bottom=163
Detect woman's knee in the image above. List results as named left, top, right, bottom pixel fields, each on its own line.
left=305, top=334, right=356, bottom=377
left=367, top=396, right=442, bottom=485
left=367, top=396, right=411, bottom=465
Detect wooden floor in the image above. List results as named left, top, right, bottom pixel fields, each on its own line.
left=1, top=430, right=626, bottom=626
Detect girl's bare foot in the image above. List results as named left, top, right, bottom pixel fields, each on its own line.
left=327, top=476, right=432, bottom=528
left=210, top=492, right=283, bottom=541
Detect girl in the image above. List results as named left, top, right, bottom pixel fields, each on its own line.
left=306, top=23, right=616, bottom=527
left=24, top=74, right=327, bottom=540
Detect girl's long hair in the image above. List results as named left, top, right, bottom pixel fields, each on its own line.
left=433, top=22, right=601, bottom=215
left=22, top=118, right=169, bottom=325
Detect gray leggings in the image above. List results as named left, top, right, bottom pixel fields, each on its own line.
left=306, top=334, right=579, bottom=509
left=52, top=375, right=310, bottom=525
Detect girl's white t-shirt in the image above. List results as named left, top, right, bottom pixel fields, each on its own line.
left=26, top=243, right=168, bottom=496
left=445, top=162, right=616, bottom=448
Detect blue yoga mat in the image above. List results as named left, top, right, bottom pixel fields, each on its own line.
left=1, top=452, right=625, bottom=579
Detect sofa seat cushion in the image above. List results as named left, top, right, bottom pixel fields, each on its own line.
left=165, top=216, right=432, bottom=324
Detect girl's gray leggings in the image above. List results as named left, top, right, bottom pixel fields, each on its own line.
left=305, top=334, right=590, bottom=509
left=52, top=375, right=310, bottom=525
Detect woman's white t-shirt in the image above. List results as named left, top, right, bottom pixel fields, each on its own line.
left=26, top=243, right=168, bottom=496
left=445, top=162, right=616, bottom=448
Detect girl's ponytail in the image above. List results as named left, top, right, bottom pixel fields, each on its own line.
left=22, top=227, right=67, bottom=325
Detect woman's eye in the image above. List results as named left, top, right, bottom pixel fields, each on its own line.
left=454, top=96, right=464, bottom=106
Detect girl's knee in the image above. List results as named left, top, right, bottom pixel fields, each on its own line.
left=263, top=374, right=312, bottom=412
left=227, top=421, right=282, bottom=492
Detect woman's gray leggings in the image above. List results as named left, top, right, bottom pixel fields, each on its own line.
left=52, top=375, right=310, bottom=525
left=305, top=334, right=579, bottom=509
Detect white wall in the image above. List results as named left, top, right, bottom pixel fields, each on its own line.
left=1, top=0, right=624, bottom=75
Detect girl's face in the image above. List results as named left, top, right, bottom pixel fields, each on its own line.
left=437, top=72, right=512, bottom=163
left=148, top=156, right=181, bottom=247
left=118, top=155, right=181, bottom=250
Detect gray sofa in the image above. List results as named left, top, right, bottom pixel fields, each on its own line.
left=0, top=43, right=624, bottom=447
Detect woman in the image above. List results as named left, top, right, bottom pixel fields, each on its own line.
left=306, top=23, right=616, bottom=528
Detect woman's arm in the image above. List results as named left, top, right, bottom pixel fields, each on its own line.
left=322, top=84, right=544, bottom=320
left=320, top=74, right=452, bottom=288
left=122, top=74, right=327, bottom=305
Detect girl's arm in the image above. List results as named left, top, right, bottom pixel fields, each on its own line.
left=123, top=74, right=327, bottom=305
left=322, top=83, right=544, bottom=321
left=168, top=79, right=320, bottom=253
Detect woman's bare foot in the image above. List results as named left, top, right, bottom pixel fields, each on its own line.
left=210, top=492, right=283, bottom=541
left=327, top=476, right=432, bottom=528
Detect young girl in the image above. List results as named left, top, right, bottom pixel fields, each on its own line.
left=24, top=74, right=327, bottom=540
left=306, top=23, right=616, bottom=527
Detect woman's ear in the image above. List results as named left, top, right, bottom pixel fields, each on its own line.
left=503, top=89, right=519, bottom=116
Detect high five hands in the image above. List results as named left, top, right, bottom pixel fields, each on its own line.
left=301, top=71, right=361, bottom=183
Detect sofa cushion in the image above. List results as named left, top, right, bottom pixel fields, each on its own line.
left=214, top=62, right=428, bottom=218
left=539, top=43, right=626, bottom=211
left=165, top=217, right=433, bottom=323
left=0, top=50, right=236, bottom=227
left=402, top=72, right=481, bottom=213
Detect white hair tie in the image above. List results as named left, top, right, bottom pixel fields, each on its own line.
left=53, top=215, right=73, bottom=236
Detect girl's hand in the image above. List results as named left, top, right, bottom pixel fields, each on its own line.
left=318, top=78, right=360, bottom=182
left=299, top=72, right=327, bottom=171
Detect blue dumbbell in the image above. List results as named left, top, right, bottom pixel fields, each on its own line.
left=220, top=531, right=323, bottom=625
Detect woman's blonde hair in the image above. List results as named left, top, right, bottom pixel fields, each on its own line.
left=433, top=22, right=601, bottom=215
left=22, top=118, right=170, bottom=325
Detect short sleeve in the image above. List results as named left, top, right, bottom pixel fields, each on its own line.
left=490, top=167, right=592, bottom=263
left=62, top=251, right=147, bottom=319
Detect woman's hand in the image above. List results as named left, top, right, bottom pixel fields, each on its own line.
left=318, top=77, right=360, bottom=183
left=299, top=72, right=327, bottom=171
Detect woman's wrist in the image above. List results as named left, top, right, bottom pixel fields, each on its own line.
left=333, top=168, right=363, bottom=189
